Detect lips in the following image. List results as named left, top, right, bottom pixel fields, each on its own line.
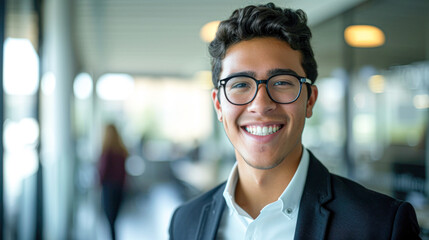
left=244, top=124, right=283, bottom=136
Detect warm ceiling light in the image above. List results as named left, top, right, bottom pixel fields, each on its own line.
left=344, top=25, right=385, bottom=48
left=200, top=21, right=220, bottom=43
left=368, top=75, right=385, bottom=93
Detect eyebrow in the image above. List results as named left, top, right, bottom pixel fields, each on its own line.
left=225, top=68, right=301, bottom=79
left=225, top=71, right=257, bottom=78
left=267, top=68, right=300, bottom=77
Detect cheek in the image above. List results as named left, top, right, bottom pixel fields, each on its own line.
left=220, top=104, right=242, bottom=129
left=285, top=102, right=307, bottom=124
left=222, top=106, right=236, bottom=123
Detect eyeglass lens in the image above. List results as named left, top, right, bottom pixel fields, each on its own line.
left=224, top=75, right=302, bottom=104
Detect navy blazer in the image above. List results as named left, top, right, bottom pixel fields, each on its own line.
left=169, top=152, right=421, bottom=239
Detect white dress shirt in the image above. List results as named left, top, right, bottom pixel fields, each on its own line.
left=217, top=148, right=310, bottom=240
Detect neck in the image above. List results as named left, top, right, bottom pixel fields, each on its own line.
left=234, top=146, right=303, bottom=218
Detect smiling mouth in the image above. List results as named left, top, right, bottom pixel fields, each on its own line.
left=244, top=124, right=283, bottom=136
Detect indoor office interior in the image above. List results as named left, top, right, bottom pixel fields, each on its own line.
left=0, top=0, right=428, bottom=239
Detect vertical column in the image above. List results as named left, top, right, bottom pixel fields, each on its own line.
left=425, top=18, right=429, bottom=197
left=34, top=0, right=44, bottom=239
left=422, top=16, right=429, bottom=197
left=0, top=0, right=5, bottom=238
left=342, top=10, right=355, bottom=178
left=41, top=0, right=75, bottom=239
left=426, top=121, right=429, bottom=197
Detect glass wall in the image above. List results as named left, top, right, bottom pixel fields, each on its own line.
left=307, top=0, right=429, bottom=232
left=2, top=0, right=41, bottom=239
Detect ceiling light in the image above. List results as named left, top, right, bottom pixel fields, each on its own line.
left=41, top=72, right=56, bottom=96
left=96, top=73, right=134, bottom=100
left=344, top=25, right=385, bottom=48
left=368, top=75, right=385, bottom=93
left=3, top=38, right=39, bottom=95
left=413, top=94, right=429, bottom=109
left=74, top=73, right=93, bottom=99
left=200, top=21, right=220, bottom=43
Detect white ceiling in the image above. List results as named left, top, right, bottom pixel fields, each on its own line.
left=8, top=0, right=428, bottom=80
left=72, top=0, right=368, bottom=78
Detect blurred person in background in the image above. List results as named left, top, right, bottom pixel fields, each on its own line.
left=169, top=3, right=421, bottom=239
left=98, top=123, right=129, bottom=240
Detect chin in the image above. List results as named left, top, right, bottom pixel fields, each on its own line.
left=242, top=155, right=285, bottom=170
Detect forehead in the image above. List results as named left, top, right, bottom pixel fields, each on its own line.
left=221, top=37, right=304, bottom=78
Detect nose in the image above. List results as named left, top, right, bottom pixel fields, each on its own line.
left=247, top=85, right=276, bottom=114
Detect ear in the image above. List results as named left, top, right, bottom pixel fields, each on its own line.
left=212, top=89, right=223, bottom=122
left=306, top=85, right=318, bottom=118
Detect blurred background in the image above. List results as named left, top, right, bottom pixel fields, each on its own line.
left=0, top=0, right=428, bottom=239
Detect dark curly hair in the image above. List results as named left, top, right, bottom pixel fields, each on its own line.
left=209, top=2, right=318, bottom=89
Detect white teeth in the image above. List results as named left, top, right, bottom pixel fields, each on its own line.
left=262, top=126, right=268, bottom=135
left=245, top=125, right=281, bottom=136
left=257, top=126, right=262, bottom=135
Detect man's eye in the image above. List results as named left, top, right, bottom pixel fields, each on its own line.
left=231, top=82, right=249, bottom=89
left=273, top=80, right=294, bottom=86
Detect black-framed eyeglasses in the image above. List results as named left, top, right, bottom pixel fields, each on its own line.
left=218, top=73, right=312, bottom=105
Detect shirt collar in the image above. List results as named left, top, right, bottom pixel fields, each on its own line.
left=277, top=148, right=309, bottom=218
left=223, top=161, right=241, bottom=216
left=223, top=147, right=310, bottom=219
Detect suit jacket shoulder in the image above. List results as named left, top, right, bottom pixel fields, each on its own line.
left=328, top=173, right=420, bottom=239
left=295, top=151, right=421, bottom=239
left=169, top=182, right=226, bottom=240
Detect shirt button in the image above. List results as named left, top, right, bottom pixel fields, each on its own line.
left=286, top=208, right=293, bottom=214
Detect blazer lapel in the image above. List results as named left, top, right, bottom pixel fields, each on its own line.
left=196, top=184, right=226, bottom=240
left=294, top=152, right=332, bottom=240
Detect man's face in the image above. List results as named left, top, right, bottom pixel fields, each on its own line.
left=212, top=37, right=317, bottom=170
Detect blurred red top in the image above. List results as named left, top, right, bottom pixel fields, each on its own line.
left=98, top=149, right=127, bottom=186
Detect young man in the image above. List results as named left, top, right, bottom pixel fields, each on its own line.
left=169, top=3, right=421, bottom=239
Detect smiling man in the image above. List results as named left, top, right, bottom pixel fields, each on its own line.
left=169, top=3, right=421, bottom=240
